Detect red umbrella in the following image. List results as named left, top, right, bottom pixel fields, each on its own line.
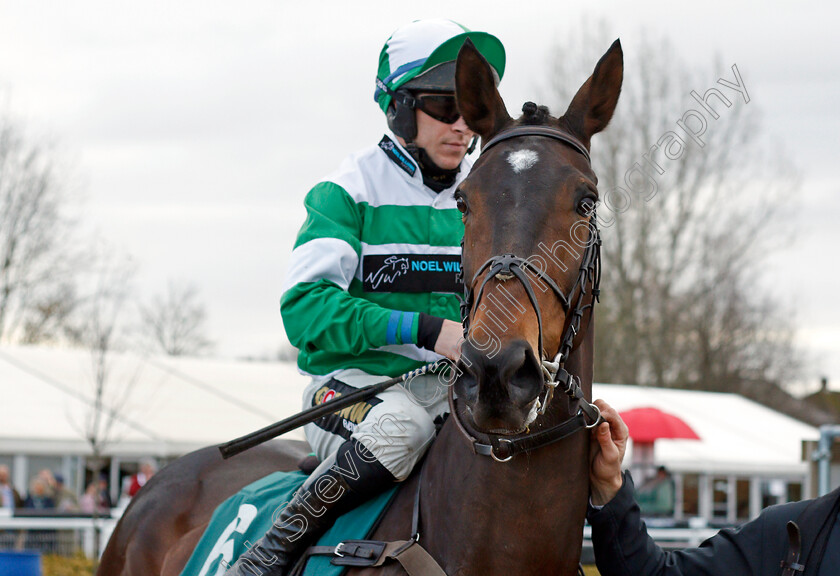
left=619, top=406, right=701, bottom=443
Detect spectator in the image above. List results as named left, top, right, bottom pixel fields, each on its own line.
left=79, top=482, right=108, bottom=514
left=0, top=465, right=23, bottom=509
left=24, top=478, right=56, bottom=509
left=127, top=458, right=158, bottom=497
left=97, top=474, right=113, bottom=510
left=36, top=469, right=58, bottom=500
left=636, top=465, right=675, bottom=516
left=53, top=474, right=79, bottom=512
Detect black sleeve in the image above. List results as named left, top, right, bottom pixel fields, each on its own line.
left=416, top=313, right=445, bottom=351
left=587, top=472, right=780, bottom=576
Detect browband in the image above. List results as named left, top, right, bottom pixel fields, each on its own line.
left=481, top=125, right=591, bottom=164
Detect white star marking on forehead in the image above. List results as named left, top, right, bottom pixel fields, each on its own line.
left=507, top=149, right=539, bottom=173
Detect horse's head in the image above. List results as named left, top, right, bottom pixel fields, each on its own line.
left=454, top=39, right=623, bottom=435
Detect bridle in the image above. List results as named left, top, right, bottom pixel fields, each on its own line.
left=451, top=125, right=604, bottom=462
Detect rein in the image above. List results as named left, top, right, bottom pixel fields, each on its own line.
left=452, top=125, right=603, bottom=462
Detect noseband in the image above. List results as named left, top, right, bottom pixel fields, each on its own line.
left=452, top=125, right=603, bottom=462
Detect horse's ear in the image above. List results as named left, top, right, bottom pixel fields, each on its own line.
left=561, top=39, right=623, bottom=143
left=456, top=38, right=511, bottom=141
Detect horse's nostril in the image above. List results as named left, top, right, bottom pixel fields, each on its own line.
left=507, top=345, right=543, bottom=406
left=454, top=358, right=479, bottom=402
left=460, top=339, right=543, bottom=408
left=461, top=372, right=478, bottom=395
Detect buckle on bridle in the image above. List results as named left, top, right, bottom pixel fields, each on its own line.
left=555, top=369, right=579, bottom=396
left=334, top=542, right=346, bottom=557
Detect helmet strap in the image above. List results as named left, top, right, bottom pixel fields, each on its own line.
left=467, top=135, right=478, bottom=155
left=378, top=78, right=462, bottom=192
left=406, top=144, right=461, bottom=193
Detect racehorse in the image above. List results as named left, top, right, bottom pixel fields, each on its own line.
left=99, top=38, right=623, bottom=576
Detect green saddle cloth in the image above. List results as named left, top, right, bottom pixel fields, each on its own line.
left=179, top=470, right=398, bottom=576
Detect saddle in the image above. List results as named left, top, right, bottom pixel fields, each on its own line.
left=178, top=456, right=445, bottom=576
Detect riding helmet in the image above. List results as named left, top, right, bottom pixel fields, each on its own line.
left=374, top=18, right=506, bottom=142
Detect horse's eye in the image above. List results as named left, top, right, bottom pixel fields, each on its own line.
left=456, top=196, right=468, bottom=214
left=577, top=197, right=596, bottom=217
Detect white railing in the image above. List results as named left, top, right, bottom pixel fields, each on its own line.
left=0, top=510, right=722, bottom=561
left=0, top=510, right=119, bottom=558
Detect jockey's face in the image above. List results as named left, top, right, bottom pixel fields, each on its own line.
left=412, top=92, right=473, bottom=171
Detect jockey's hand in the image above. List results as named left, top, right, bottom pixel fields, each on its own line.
left=434, top=319, right=463, bottom=362
left=589, top=399, right=628, bottom=506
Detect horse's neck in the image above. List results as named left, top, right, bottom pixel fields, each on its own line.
left=418, top=399, right=590, bottom=574
left=411, top=330, right=595, bottom=574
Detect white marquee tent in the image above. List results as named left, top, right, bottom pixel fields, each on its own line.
left=0, top=345, right=309, bottom=498
left=591, top=383, right=820, bottom=477
left=0, top=345, right=309, bottom=458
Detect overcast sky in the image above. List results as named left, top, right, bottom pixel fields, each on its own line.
left=1, top=1, right=838, bottom=391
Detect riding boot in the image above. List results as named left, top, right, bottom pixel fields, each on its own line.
left=225, top=439, right=395, bottom=576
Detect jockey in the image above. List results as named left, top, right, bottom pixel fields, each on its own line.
left=228, top=19, right=505, bottom=575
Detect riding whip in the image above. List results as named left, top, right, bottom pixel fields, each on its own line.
left=218, top=362, right=443, bottom=459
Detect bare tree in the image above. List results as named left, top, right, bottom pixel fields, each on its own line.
left=541, top=23, right=804, bottom=401
left=79, top=248, right=137, bottom=452
left=0, top=110, right=85, bottom=344
left=138, top=280, right=214, bottom=356
left=72, top=247, right=140, bottom=564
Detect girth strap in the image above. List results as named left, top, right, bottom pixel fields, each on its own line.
left=300, top=539, right=446, bottom=576
left=384, top=540, right=448, bottom=576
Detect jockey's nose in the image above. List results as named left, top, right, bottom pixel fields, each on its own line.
left=457, top=338, right=544, bottom=431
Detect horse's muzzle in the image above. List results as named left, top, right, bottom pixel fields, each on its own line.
left=455, top=338, right=544, bottom=434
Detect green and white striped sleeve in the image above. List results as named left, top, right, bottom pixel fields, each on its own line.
left=280, top=182, right=421, bottom=357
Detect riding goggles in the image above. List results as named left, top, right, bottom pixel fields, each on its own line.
left=413, top=93, right=461, bottom=124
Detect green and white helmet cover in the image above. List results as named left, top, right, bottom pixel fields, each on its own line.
left=374, top=18, right=506, bottom=113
